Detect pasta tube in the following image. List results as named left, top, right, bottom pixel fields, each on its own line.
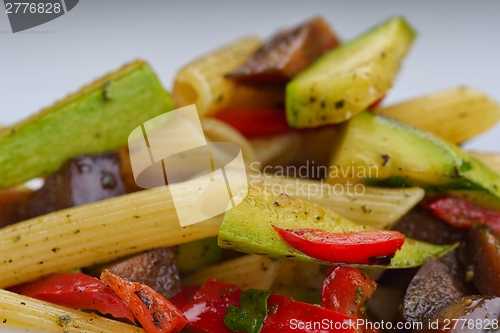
left=374, top=87, right=500, bottom=144
left=250, top=175, right=424, bottom=229
left=183, top=254, right=282, bottom=290
left=172, top=38, right=262, bottom=116
left=0, top=288, right=144, bottom=333
left=0, top=185, right=221, bottom=289
left=468, top=151, right=500, bottom=175
left=250, top=132, right=301, bottom=167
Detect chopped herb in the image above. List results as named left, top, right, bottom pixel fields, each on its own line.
left=223, top=289, right=271, bottom=333
left=13, top=235, right=21, bottom=242
left=58, top=315, right=72, bottom=325
left=74, top=229, right=81, bottom=234
left=459, top=161, right=472, bottom=172
left=334, top=100, right=345, bottom=109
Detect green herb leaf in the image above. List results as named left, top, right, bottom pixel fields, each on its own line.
left=223, top=289, right=271, bottom=333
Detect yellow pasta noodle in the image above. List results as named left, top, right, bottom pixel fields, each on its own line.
left=468, top=151, right=500, bottom=175
left=183, top=254, right=283, bottom=290
left=374, top=87, right=500, bottom=143
left=250, top=175, right=424, bottom=229
left=0, top=185, right=221, bottom=288
left=172, top=38, right=262, bottom=116
left=0, top=289, right=144, bottom=333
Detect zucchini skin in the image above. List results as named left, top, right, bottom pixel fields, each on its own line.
left=0, top=60, right=174, bottom=189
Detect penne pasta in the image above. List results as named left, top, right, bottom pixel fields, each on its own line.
left=249, top=175, right=424, bottom=229
left=201, top=117, right=259, bottom=165
left=0, top=185, right=221, bottom=289
left=172, top=38, right=262, bottom=116
left=183, top=254, right=283, bottom=290
left=0, top=288, right=144, bottom=333
left=249, top=132, right=301, bottom=167
left=374, top=87, right=500, bottom=144
left=468, top=151, right=500, bottom=175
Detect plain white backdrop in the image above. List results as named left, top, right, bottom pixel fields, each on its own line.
left=1, top=0, right=499, bottom=151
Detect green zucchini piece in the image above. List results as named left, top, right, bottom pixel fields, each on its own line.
left=176, top=237, right=223, bottom=274
left=286, top=16, right=415, bottom=128
left=218, top=186, right=456, bottom=269
left=0, top=60, right=174, bottom=189
left=328, top=111, right=500, bottom=210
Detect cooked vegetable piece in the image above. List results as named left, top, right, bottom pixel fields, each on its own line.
left=218, top=186, right=456, bottom=268
left=427, top=197, right=500, bottom=234
left=87, top=248, right=180, bottom=299
left=226, top=16, right=339, bottom=84
left=322, top=265, right=377, bottom=316
left=176, top=237, right=222, bottom=274
left=328, top=111, right=500, bottom=210
left=469, top=151, right=500, bottom=175
left=0, top=288, right=145, bottom=333
left=393, top=205, right=467, bottom=245
left=180, top=279, right=242, bottom=333
left=0, top=60, right=174, bottom=189
left=421, top=296, right=500, bottom=333
left=100, top=270, right=187, bottom=333
left=466, top=224, right=500, bottom=296
left=8, top=272, right=134, bottom=322
left=286, top=17, right=415, bottom=128
left=167, top=285, right=200, bottom=311
left=0, top=187, right=33, bottom=227
left=374, top=87, right=500, bottom=144
left=273, top=227, right=404, bottom=265
left=260, top=294, right=355, bottom=333
left=401, top=258, right=467, bottom=325
left=25, top=153, right=126, bottom=219
left=214, top=106, right=290, bottom=137
left=224, top=289, right=271, bottom=333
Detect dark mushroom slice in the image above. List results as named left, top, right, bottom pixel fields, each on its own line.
left=420, top=296, right=500, bottom=333
left=24, top=152, right=126, bottom=218
left=401, top=257, right=469, bottom=326
left=226, top=16, right=340, bottom=84
left=0, top=188, right=34, bottom=227
left=393, top=205, right=467, bottom=245
left=86, top=248, right=181, bottom=299
left=465, top=224, right=500, bottom=296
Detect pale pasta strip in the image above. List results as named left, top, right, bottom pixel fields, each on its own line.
left=0, top=289, right=144, bottom=333
left=250, top=175, right=424, bottom=229
left=374, top=87, right=500, bottom=144
left=172, top=38, right=261, bottom=116
left=468, top=151, right=500, bottom=174
left=183, top=254, right=283, bottom=290
left=250, top=132, right=301, bottom=167
left=201, top=117, right=259, bottom=165
left=0, top=185, right=221, bottom=289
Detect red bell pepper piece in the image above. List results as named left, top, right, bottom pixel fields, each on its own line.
left=8, top=272, right=134, bottom=322
left=273, top=226, right=405, bottom=265
left=180, top=279, right=241, bottom=333
left=322, top=266, right=377, bottom=316
left=367, top=95, right=385, bottom=110
left=101, top=269, right=187, bottom=333
left=261, top=294, right=355, bottom=333
left=213, top=106, right=290, bottom=138
left=168, top=285, right=201, bottom=310
left=427, top=197, right=500, bottom=234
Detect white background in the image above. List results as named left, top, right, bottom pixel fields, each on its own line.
left=1, top=0, right=499, bottom=151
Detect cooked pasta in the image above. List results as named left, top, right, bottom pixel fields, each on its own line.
left=183, top=254, right=283, bottom=290
left=0, top=288, right=144, bottom=333
left=172, top=38, right=262, bottom=116
left=249, top=132, right=301, bottom=167
left=250, top=175, right=424, bottom=229
left=0, top=185, right=221, bottom=289
left=374, top=87, right=500, bottom=143
left=468, top=151, right=500, bottom=174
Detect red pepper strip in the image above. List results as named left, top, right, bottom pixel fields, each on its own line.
left=322, top=266, right=377, bottom=316
left=168, top=285, right=201, bottom=310
left=179, top=279, right=241, bottom=333
left=213, top=106, right=290, bottom=138
left=367, top=95, right=385, bottom=110
left=261, top=294, right=355, bottom=333
left=100, top=270, right=187, bottom=333
left=273, top=226, right=405, bottom=265
left=8, top=272, right=134, bottom=322
left=427, top=197, right=500, bottom=234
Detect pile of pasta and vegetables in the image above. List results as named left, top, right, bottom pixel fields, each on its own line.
left=1, top=15, right=500, bottom=333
